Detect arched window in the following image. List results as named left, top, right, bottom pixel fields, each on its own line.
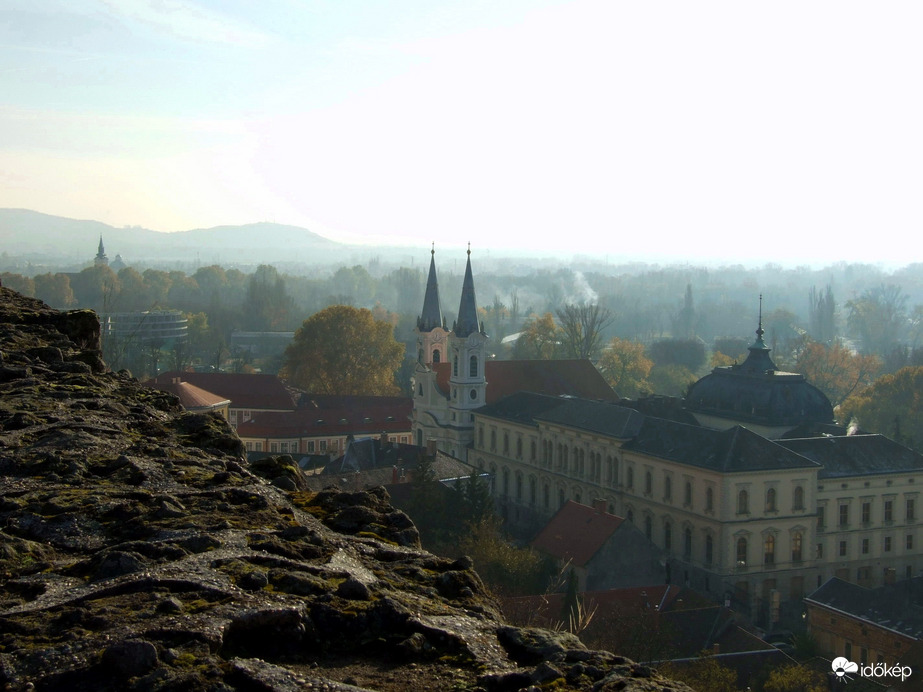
left=417, top=382, right=423, bottom=396
left=501, top=468, right=509, bottom=496
left=684, top=527, right=692, bottom=560
left=737, top=489, right=749, bottom=515
left=645, top=471, right=653, bottom=495
left=516, top=437, right=522, bottom=458
left=706, top=487, right=714, bottom=512
left=664, top=521, right=672, bottom=551
left=490, top=429, right=496, bottom=451
left=432, top=349, right=440, bottom=363
left=453, top=355, right=458, bottom=376
left=705, top=535, right=714, bottom=565
left=684, top=481, right=692, bottom=507
left=478, top=426, right=484, bottom=447
left=543, top=483, right=550, bottom=508
left=529, top=477, right=536, bottom=505
left=792, top=532, right=803, bottom=562
left=627, top=466, right=634, bottom=489
left=793, top=485, right=805, bottom=511
left=531, top=440, right=537, bottom=462
left=764, top=534, right=775, bottom=565
left=664, top=475, right=672, bottom=501
left=469, top=355, right=478, bottom=377
left=736, top=537, right=748, bottom=565
left=766, top=488, right=777, bottom=512
left=515, top=472, right=522, bottom=501
left=503, top=432, right=509, bottom=455
left=645, top=515, right=653, bottom=540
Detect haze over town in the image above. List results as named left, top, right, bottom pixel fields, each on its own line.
left=2, top=1, right=922, bottom=268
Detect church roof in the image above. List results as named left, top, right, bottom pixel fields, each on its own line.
left=453, top=248, right=481, bottom=337
left=432, top=359, right=617, bottom=403
left=685, top=323, right=834, bottom=429
left=417, top=247, right=444, bottom=332
left=622, top=418, right=821, bottom=473
left=778, top=434, right=923, bottom=478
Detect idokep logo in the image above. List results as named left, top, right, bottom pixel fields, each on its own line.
left=831, top=657, right=912, bottom=683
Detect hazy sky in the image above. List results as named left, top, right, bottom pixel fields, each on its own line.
left=2, top=1, right=921, bottom=266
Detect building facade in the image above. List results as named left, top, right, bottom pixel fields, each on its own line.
left=470, top=324, right=923, bottom=627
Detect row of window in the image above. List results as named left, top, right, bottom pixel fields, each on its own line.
left=819, top=497, right=916, bottom=530
left=819, top=533, right=916, bottom=559
left=243, top=435, right=410, bottom=454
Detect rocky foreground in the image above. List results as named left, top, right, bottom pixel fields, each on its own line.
left=0, top=286, right=691, bottom=691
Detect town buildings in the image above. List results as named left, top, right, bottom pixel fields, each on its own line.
left=408, top=250, right=923, bottom=628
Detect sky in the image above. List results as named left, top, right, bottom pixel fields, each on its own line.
left=2, top=0, right=922, bottom=266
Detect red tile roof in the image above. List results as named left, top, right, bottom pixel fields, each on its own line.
left=237, top=398, right=412, bottom=438
left=433, top=359, right=617, bottom=403
left=148, top=378, right=230, bottom=410
left=148, top=371, right=295, bottom=411
left=530, top=500, right=625, bottom=566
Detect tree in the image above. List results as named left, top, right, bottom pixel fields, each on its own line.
left=281, top=305, right=405, bottom=395
left=646, top=364, right=697, bottom=397
left=596, top=337, right=653, bottom=397
left=648, top=339, right=706, bottom=372
left=671, top=283, right=697, bottom=339
left=808, top=284, right=836, bottom=344
left=845, top=284, right=908, bottom=357
left=763, top=663, right=826, bottom=692
left=33, top=273, right=75, bottom=308
left=839, top=366, right=923, bottom=452
left=795, top=341, right=880, bottom=407
left=512, top=313, right=561, bottom=360
left=657, top=654, right=738, bottom=692
left=555, top=302, right=613, bottom=360
left=243, top=265, right=294, bottom=331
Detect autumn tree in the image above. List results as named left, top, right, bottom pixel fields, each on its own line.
left=281, top=305, right=405, bottom=395
left=33, top=273, right=75, bottom=308
left=648, top=338, right=706, bottom=372
left=657, top=654, right=738, bottom=692
left=555, top=302, right=613, bottom=360
left=646, top=364, right=697, bottom=397
left=839, top=366, right=923, bottom=452
left=795, top=341, right=880, bottom=407
left=597, top=337, right=653, bottom=397
left=512, top=312, right=561, bottom=360
left=243, top=265, right=295, bottom=331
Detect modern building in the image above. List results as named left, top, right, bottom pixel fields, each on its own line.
left=410, top=247, right=616, bottom=458
left=102, top=311, right=188, bottom=344
left=468, top=318, right=923, bottom=627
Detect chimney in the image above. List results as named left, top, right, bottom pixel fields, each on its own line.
left=712, top=643, right=720, bottom=655
left=392, top=465, right=398, bottom=484
left=592, top=498, right=607, bottom=513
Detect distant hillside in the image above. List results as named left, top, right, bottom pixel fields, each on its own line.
left=0, top=209, right=346, bottom=267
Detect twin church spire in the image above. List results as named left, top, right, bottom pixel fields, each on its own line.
left=417, top=244, right=483, bottom=339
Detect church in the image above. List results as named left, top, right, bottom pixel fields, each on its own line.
left=410, top=247, right=616, bottom=458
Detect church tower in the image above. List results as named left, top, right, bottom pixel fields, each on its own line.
left=416, top=245, right=447, bottom=366
left=94, top=236, right=109, bottom=267
left=410, top=246, right=488, bottom=457
left=447, top=246, right=488, bottom=426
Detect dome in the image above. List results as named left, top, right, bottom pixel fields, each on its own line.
left=685, top=323, right=834, bottom=429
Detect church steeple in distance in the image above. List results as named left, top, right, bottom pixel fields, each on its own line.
left=454, top=244, right=482, bottom=338
left=418, top=243, right=444, bottom=332
left=94, top=235, right=109, bottom=267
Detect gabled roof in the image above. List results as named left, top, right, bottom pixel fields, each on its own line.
left=806, top=577, right=923, bottom=640
left=149, top=371, right=295, bottom=411
left=433, top=359, right=617, bottom=403
left=148, top=378, right=230, bottom=411
left=531, top=500, right=625, bottom=566
left=778, top=434, right=923, bottom=478
left=621, top=418, right=820, bottom=473
left=237, top=398, right=412, bottom=438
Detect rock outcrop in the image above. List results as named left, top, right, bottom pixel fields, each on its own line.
left=0, top=287, right=691, bottom=691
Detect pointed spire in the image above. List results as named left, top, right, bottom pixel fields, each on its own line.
left=418, top=243, right=443, bottom=332
left=454, top=243, right=481, bottom=338
left=740, top=294, right=777, bottom=373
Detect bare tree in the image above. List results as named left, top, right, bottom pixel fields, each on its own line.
left=555, top=302, right=613, bottom=360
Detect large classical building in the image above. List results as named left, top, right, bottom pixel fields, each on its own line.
left=466, top=320, right=923, bottom=627
left=410, top=248, right=616, bottom=458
